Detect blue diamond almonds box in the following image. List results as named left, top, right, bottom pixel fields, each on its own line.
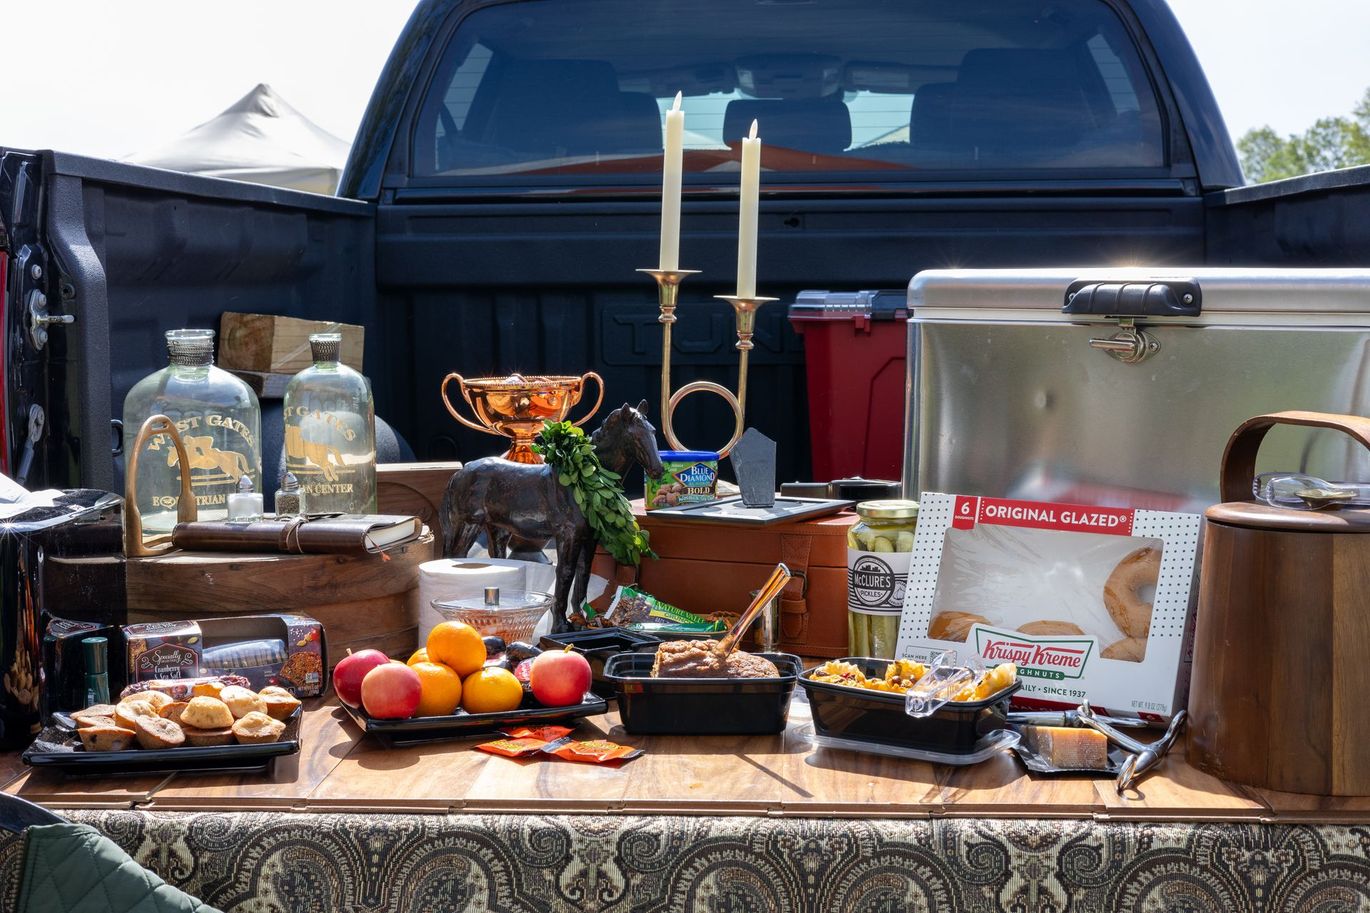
left=895, top=493, right=1202, bottom=722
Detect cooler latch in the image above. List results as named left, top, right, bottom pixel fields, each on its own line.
left=1088, top=318, right=1160, bottom=364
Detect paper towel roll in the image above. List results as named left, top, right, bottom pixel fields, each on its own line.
left=418, top=560, right=528, bottom=646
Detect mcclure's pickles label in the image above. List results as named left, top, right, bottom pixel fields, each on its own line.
left=847, top=548, right=911, bottom=615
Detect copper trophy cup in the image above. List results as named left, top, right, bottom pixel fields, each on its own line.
left=440, top=372, right=605, bottom=463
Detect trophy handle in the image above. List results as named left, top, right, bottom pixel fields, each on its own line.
left=124, top=414, right=198, bottom=558
left=441, top=372, right=502, bottom=436
left=568, top=371, right=606, bottom=428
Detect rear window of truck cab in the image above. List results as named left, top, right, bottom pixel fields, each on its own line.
left=411, top=0, right=1166, bottom=183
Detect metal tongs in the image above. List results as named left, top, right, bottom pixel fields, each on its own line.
left=1077, top=701, right=1188, bottom=793
left=716, top=563, right=792, bottom=656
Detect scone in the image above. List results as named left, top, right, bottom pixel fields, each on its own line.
left=79, top=724, right=136, bottom=752
left=219, top=686, right=267, bottom=720
left=232, top=711, right=286, bottom=744
left=134, top=715, right=186, bottom=750
left=257, top=686, right=302, bottom=720
left=181, top=696, right=234, bottom=730
left=182, top=726, right=236, bottom=747
left=122, top=690, right=173, bottom=712
left=72, top=705, right=119, bottom=728
left=114, top=699, right=158, bottom=731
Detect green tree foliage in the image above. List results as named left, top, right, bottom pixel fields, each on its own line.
left=1238, top=88, right=1370, bottom=183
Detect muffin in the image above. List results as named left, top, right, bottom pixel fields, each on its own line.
left=257, top=686, right=302, bottom=721
left=182, top=726, right=235, bottom=747
left=219, top=686, right=267, bottom=720
left=232, top=711, right=286, bottom=744
left=114, top=700, right=158, bottom=731
left=72, top=705, right=119, bottom=728
left=122, top=690, right=173, bottom=712
left=78, top=725, right=136, bottom=752
left=181, top=696, right=234, bottom=730
left=134, top=716, right=186, bottom=750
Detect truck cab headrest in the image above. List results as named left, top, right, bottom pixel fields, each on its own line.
left=722, top=97, right=852, bottom=154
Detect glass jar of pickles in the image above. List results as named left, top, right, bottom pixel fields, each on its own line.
left=847, top=499, right=918, bottom=658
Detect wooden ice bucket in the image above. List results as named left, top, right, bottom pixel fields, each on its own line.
left=1188, top=411, right=1370, bottom=795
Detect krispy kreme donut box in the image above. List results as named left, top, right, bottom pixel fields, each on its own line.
left=895, top=493, right=1201, bottom=722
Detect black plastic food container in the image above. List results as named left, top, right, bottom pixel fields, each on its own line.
left=800, top=657, right=1020, bottom=754
left=604, top=652, right=801, bottom=735
left=539, top=627, right=661, bottom=698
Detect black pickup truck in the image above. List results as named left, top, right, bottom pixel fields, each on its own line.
left=3, top=0, right=1369, bottom=492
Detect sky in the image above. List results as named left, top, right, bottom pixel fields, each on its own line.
left=4, top=0, right=1370, bottom=167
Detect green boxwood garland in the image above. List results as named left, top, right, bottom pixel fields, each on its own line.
left=533, top=421, right=655, bottom=566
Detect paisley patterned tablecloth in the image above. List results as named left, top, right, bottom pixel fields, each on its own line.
left=2, top=811, right=1369, bottom=912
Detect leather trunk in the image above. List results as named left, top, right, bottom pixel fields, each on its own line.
left=592, top=503, right=858, bottom=658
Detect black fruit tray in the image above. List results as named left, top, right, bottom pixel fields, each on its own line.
left=23, top=709, right=301, bottom=776
left=340, top=693, right=607, bottom=747
left=800, top=657, right=1020, bottom=755
left=604, top=652, right=801, bottom=735
left=539, top=627, right=661, bottom=698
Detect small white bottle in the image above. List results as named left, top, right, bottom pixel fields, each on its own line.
left=227, top=475, right=264, bottom=521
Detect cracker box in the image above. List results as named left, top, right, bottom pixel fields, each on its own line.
left=896, top=493, right=1200, bottom=721
left=124, top=613, right=328, bottom=697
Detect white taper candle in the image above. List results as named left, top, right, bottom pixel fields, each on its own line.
left=736, top=119, right=761, bottom=298
left=659, top=91, right=684, bottom=271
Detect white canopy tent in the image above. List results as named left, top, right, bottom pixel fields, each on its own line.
left=127, top=84, right=350, bottom=195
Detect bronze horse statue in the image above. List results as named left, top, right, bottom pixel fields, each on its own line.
left=441, top=401, right=664, bottom=633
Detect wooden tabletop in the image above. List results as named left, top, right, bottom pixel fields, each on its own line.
left=5, top=696, right=1368, bottom=823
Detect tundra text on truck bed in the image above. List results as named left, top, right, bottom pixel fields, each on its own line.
left=3, top=0, right=1369, bottom=492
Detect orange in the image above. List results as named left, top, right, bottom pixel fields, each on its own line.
left=461, top=667, right=524, bottom=714
left=427, top=621, right=486, bottom=677
left=411, top=662, right=463, bottom=717
left=407, top=648, right=430, bottom=667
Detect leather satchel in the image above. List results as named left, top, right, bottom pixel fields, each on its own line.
left=171, top=514, right=422, bottom=556
left=593, top=504, right=858, bottom=657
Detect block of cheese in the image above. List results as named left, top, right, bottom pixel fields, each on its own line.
left=1029, top=726, right=1109, bottom=769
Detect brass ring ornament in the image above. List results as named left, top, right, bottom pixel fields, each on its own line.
left=124, top=414, right=199, bottom=557
left=641, top=264, right=776, bottom=458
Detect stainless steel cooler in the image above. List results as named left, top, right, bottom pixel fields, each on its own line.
left=904, top=268, right=1370, bottom=510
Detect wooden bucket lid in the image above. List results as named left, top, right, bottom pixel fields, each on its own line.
left=1210, top=410, right=1370, bottom=532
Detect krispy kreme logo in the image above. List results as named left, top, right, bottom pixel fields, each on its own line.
left=973, top=627, right=1095, bottom=680
left=952, top=496, right=1133, bottom=536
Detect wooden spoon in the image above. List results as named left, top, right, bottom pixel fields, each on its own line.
left=715, top=563, right=792, bottom=656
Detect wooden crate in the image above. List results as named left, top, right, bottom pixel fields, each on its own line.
left=218, top=313, right=364, bottom=375
left=377, top=463, right=463, bottom=560
left=124, top=532, right=432, bottom=663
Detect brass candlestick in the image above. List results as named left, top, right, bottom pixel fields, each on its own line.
left=639, top=267, right=777, bottom=457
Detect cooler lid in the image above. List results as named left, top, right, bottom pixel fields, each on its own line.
left=908, top=268, right=1370, bottom=318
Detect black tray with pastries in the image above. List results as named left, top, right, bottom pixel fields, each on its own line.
left=21, top=709, right=301, bottom=776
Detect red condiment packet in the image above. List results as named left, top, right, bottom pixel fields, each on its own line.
left=542, top=737, right=643, bottom=764
left=502, top=726, right=573, bottom=742
left=476, top=737, right=549, bottom=758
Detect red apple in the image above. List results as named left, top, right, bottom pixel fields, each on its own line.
left=334, top=649, right=390, bottom=708
left=529, top=648, right=592, bottom=707
left=360, top=662, right=421, bottom=719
